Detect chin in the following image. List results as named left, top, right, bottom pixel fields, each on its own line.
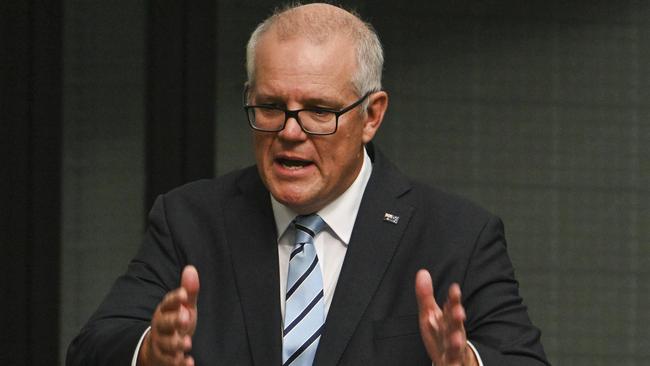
left=277, top=193, right=308, bottom=210
left=272, top=189, right=317, bottom=213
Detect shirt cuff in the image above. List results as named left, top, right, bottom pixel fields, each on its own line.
left=131, top=326, right=151, bottom=366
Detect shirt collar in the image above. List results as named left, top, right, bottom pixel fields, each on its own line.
left=271, top=148, right=373, bottom=246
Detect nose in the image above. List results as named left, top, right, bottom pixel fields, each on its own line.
left=278, top=115, right=308, bottom=141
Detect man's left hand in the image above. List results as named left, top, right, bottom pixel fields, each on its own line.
left=415, top=269, right=478, bottom=366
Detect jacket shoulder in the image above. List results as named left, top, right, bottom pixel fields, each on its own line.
left=161, top=165, right=259, bottom=202
left=407, top=180, right=497, bottom=227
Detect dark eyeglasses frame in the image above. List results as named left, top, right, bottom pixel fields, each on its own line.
left=243, top=88, right=372, bottom=136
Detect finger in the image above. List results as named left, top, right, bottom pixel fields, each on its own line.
left=154, top=349, right=186, bottom=366
left=153, top=335, right=192, bottom=366
left=448, top=283, right=462, bottom=305
left=154, top=306, right=191, bottom=334
left=448, top=328, right=466, bottom=351
left=153, top=314, right=176, bottom=335
left=184, top=355, right=195, bottom=366
left=443, top=284, right=466, bottom=329
left=442, top=284, right=468, bottom=363
left=181, top=265, right=200, bottom=308
left=160, top=287, right=189, bottom=312
left=153, top=331, right=188, bottom=355
left=150, top=332, right=187, bottom=365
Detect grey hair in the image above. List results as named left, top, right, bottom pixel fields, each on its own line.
left=245, top=3, right=383, bottom=98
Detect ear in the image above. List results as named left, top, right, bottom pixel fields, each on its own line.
left=361, top=91, right=388, bottom=144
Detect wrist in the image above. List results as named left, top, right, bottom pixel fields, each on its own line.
left=137, top=332, right=152, bottom=366
left=463, top=345, right=478, bottom=366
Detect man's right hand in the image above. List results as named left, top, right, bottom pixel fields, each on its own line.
left=138, top=265, right=200, bottom=366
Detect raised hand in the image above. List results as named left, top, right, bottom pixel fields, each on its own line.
left=415, top=269, right=477, bottom=366
left=139, top=265, right=200, bottom=366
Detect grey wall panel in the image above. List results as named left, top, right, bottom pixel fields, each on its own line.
left=60, top=1, right=145, bottom=364
left=214, top=1, right=265, bottom=174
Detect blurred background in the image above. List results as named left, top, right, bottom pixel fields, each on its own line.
left=2, top=1, right=649, bottom=365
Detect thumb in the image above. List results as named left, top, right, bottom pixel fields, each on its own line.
left=181, top=265, right=200, bottom=308
left=415, top=269, right=436, bottom=312
left=415, top=269, right=444, bottom=363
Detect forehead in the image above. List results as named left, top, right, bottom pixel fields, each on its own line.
left=252, top=32, right=357, bottom=101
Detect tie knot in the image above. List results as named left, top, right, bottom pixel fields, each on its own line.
left=293, top=214, right=327, bottom=238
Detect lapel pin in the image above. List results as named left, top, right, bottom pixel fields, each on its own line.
left=383, top=212, right=400, bottom=224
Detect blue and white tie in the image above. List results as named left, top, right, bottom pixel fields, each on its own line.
left=282, top=214, right=327, bottom=366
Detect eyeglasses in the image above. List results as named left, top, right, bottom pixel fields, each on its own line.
left=243, top=90, right=371, bottom=136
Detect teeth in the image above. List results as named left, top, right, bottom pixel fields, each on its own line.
left=282, top=162, right=305, bottom=169
left=279, top=159, right=309, bottom=169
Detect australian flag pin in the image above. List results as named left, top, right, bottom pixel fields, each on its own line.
left=383, top=212, right=400, bottom=224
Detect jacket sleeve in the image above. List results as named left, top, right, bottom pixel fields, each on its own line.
left=462, top=215, right=550, bottom=366
left=66, top=195, right=185, bottom=366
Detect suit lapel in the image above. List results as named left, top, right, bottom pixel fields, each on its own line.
left=315, top=149, right=414, bottom=365
left=224, top=169, right=282, bottom=366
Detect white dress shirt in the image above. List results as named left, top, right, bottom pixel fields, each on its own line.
left=132, top=148, right=482, bottom=366
left=272, top=149, right=373, bottom=320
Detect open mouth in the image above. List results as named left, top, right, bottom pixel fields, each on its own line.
left=276, top=158, right=313, bottom=170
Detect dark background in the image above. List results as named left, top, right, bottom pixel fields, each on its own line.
left=3, top=1, right=649, bottom=365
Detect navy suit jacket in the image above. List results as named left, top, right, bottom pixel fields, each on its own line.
left=67, top=144, right=548, bottom=365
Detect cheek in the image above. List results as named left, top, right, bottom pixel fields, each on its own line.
left=318, top=138, right=360, bottom=177
left=253, top=135, right=272, bottom=163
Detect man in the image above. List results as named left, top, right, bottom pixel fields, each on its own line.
left=67, top=3, right=548, bottom=366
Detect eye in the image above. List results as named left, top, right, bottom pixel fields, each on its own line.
left=303, top=109, right=334, bottom=123
left=258, top=107, right=283, bottom=117
left=311, top=109, right=328, bottom=116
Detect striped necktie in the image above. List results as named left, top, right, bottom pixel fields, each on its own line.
left=282, top=214, right=327, bottom=366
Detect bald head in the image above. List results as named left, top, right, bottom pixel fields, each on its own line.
left=246, top=3, right=383, bottom=96
left=264, top=3, right=364, bottom=44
